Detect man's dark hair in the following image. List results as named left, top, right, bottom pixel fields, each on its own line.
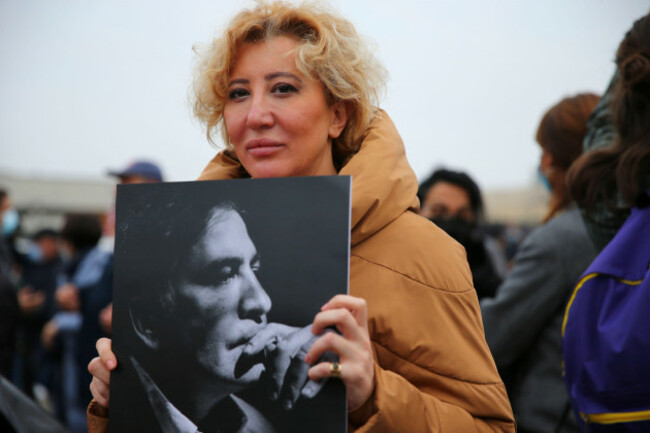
left=32, top=228, right=59, bottom=241
left=60, top=214, right=102, bottom=250
left=417, top=168, right=484, bottom=219
left=116, top=185, right=242, bottom=307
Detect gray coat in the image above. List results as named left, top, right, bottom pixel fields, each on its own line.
left=481, top=207, right=596, bottom=433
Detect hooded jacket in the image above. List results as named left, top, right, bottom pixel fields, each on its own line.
left=87, top=112, right=514, bottom=432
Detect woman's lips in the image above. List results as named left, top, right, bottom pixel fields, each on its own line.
left=246, top=139, right=284, bottom=157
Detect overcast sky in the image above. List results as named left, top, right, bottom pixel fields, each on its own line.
left=1, top=0, right=647, bottom=190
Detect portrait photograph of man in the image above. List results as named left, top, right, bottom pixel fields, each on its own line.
left=109, top=177, right=350, bottom=433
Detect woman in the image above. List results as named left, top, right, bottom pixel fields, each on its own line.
left=567, top=13, right=650, bottom=250
left=562, top=13, right=650, bottom=430
left=88, top=2, right=514, bottom=432
left=480, top=93, right=599, bottom=433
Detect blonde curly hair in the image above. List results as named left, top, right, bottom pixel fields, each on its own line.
left=192, top=0, right=386, bottom=167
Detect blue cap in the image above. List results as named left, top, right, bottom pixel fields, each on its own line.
left=108, top=160, right=163, bottom=182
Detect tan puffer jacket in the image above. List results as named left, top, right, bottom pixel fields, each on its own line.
left=87, top=111, right=514, bottom=432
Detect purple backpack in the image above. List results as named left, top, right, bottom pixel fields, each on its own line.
left=562, top=205, right=650, bottom=432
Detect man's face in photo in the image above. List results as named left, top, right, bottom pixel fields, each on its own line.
left=167, top=207, right=272, bottom=393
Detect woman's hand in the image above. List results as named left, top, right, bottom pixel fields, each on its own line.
left=305, top=295, right=375, bottom=411
left=88, top=337, right=117, bottom=408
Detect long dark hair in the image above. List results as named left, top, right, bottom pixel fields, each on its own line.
left=567, top=13, right=650, bottom=212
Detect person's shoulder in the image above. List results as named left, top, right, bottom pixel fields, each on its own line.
left=84, top=247, right=112, bottom=266
left=545, top=206, right=584, bottom=230
left=513, top=208, right=596, bottom=278
left=350, top=213, right=502, bottom=393
left=351, top=211, right=473, bottom=294
left=526, top=207, right=592, bottom=251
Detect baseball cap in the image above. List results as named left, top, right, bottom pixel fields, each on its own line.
left=108, top=160, right=163, bottom=182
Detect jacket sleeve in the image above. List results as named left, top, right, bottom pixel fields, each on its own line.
left=348, top=363, right=514, bottom=433
left=348, top=252, right=515, bottom=433
left=87, top=400, right=109, bottom=433
left=480, top=224, right=569, bottom=368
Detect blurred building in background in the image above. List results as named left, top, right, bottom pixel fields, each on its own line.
left=1, top=169, right=548, bottom=234
left=0, top=171, right=113, bottom=236
left=484, top=183, right=549, bottom=225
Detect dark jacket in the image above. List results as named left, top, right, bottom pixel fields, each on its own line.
left=0, top=269, right=18, bottom=377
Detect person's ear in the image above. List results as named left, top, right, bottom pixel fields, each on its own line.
left=328, top=101, right=349, bottom=139
left=540, top=151, right=554, bottom=173
left=130, top=309, right=159, bottom=350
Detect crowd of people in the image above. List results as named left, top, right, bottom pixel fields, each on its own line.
left=1, top=2, right=648, bottom=432
left=0, top=161, right=164, bottom=433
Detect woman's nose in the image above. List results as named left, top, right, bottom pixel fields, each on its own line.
left=239, top=269, right=272, bottom=322
left=246, top=94, right=274, bottom=130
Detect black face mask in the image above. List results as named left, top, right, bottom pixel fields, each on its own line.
left=429, top=216, right=481, bottom=253
left=430, top=216, right=500, bottom=300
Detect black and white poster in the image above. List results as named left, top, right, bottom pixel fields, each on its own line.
left=109, top=176, right=350, bottom=433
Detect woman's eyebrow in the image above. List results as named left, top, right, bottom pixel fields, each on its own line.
left=227, top=72, right=302, bottom=88
left=228, top=78, right=249, bottom=87
left=265, top=72, right=302, bottom=83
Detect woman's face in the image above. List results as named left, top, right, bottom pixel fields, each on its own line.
left=223, top=36, right=348, bottom=178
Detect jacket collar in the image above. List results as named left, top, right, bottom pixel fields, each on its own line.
left=197, top=110, right=419, bottom=247
left=585, top=205, right=650, bottom=280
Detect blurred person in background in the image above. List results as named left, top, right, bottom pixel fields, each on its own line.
left=561, top=13, right=650, bottom=431
left=1, top=189, right=20, bottom=432
left=0, top=269, right=18, bottom=379
left=0, top=189, right=19, bottom=382
left=0, top=270, right=19, bottom=433
left=0, top=189, right=20, bottom=279
left=107, top=160, right=164, bottom=186
left=567, top=13, right=650, bottom=251
left=14, top=229, right=62, bottom=405
left=480, top=92, right=600, bottom=433
left=98, top=160, right=164, bottom=335
left=102, top=159, right=164, bottom=247
left=43, top=215, right=112, bottom=433
left=418, top=168, right=508, bottom=299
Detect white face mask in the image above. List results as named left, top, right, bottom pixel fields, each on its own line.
left=2, top=209, right=19, bottom=237
left=27, top=243, right=43, bottom=263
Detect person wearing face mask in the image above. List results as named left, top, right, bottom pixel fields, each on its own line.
left=418, top=169, right=507, bottom=299
left=13, top=230, right=62, bottom=402
left=0, top=189, right=20, bottom=278
left=0, top=189, right=19, bottom=382
left=480, top=93, right=600, bottom=433
left=43, top=215, right=112, bottom=433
